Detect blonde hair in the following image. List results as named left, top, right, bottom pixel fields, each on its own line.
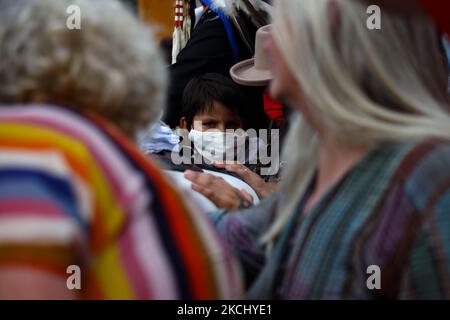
left=263, top=0, right=450, bottom=243
left=0, top=0, right=166, bottom=137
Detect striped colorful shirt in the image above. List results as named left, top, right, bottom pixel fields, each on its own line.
left=210, top=139, right=450, bottom=299
left=0, top=104, right=243, bottom=299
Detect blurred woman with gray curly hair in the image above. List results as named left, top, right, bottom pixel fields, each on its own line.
left=0, top=0, right=243, bottom=299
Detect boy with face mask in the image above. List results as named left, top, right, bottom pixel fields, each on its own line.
left=169, top=73, right=279, bottom=210
left=179, top=73, right=260, bottom=166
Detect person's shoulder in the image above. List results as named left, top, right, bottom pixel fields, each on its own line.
left=184, top=10, right=228, bottom=45
left=398, top=138, right=450, bottom=211
left=401, top=138, right=450, bottom=175
left=0, top=103, right=102, bottom=138
left=0, top=103, right=83, bottom=120
left=0, top=103, right=130, bottom=163
left=197, top=9, right=221, bottom=26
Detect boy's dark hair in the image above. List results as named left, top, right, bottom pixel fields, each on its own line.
left=181, top=73, right=246, bottom=128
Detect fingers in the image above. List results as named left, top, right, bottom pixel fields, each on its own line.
left=226, top=163, right=247, bottom=174
left=184, top=170, right=219, bottom=186
left=228, top=164, right=266, bottom=191
left=212, top=163, right=268, bottom=199
left=213, top=162, right=226, bottom=169
left=184, top=170, right=260, bottom=209
left=215, top=162, right=251, bottom=178
left=239, top=189, right=254, bottom=204
left=184, top=170, right=238, bottom=209
left=183, top=170, right=202, bottom=183
left=191, top=182, right=215, bottom=200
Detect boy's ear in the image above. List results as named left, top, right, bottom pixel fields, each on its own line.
left=180, top=117, right=189, bottom=130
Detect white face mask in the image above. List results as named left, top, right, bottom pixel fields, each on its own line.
left=188, top=129, right=247, bottom=163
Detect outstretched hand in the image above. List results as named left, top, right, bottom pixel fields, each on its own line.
left=213, top=162, right=278, bottom=199
left=184, top=170, right=254, bottom=210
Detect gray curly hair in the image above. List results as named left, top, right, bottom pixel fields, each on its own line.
left=0, top=0, right=167, bottom=137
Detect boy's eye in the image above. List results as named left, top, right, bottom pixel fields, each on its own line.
left=203, top=121, right=217, bottom=128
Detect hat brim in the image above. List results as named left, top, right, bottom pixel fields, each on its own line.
left=230, top=58, right=272, bottom=87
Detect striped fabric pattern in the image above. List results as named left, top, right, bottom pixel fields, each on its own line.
left=174, top=0, right=187, bottom=29
left=0, top=104, right=243, bottom=299
left=211, top=139, right=450, bottom=299
left=172, top=0, right=192, bottom=63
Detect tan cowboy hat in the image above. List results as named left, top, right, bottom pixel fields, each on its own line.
left=230, top=24, right=273, bottom=87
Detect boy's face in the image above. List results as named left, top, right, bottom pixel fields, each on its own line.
left=182, top=101, right=243, bottom=132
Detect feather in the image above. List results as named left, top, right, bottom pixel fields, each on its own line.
left=209, top=0, right=272, bottom=20
left=209, top=0, right=229, bottom=14
left=206, top=0, right=273, bottom=53
left=231, top=15, right=255, bottom=54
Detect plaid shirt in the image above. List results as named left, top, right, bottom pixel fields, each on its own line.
left=210, top=139, right=450, bottom=299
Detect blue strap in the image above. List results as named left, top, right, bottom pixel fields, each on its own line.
left=201, top=0, right=240, bottom=63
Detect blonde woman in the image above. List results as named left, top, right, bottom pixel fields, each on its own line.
left=0, top=0, right=242, bottom=299
left=207, top=0, right=450, bottom=299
